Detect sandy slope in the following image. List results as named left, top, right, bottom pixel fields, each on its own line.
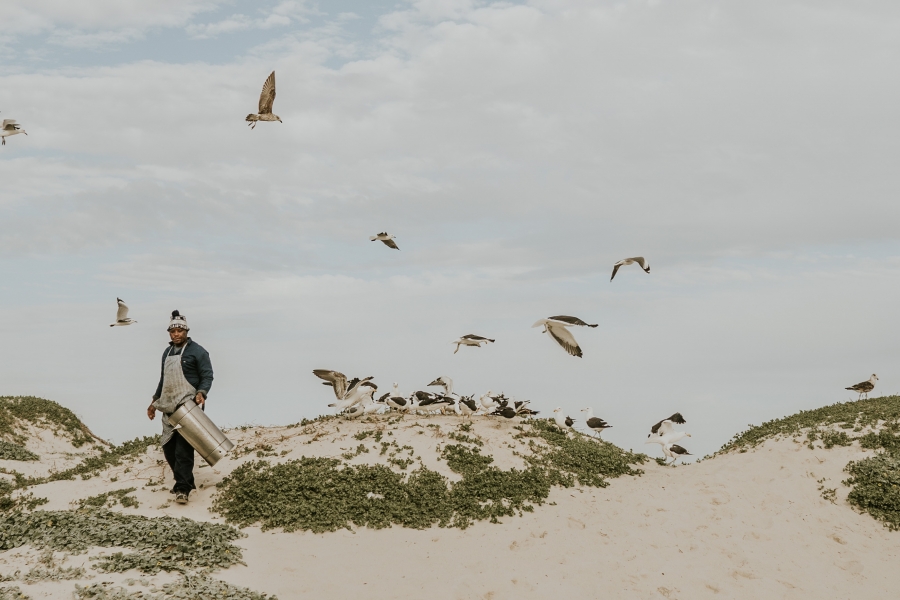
left=3, top=415, right=900, bottom=599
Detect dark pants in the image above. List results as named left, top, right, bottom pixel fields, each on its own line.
left=162, top=431, right=195, bottom=494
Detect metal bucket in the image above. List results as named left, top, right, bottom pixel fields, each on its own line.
left=168, top=399, right=234, bottom=466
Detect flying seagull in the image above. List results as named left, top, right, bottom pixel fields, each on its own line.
left=532, top=315, right=597, bottom=358
left=370, top=232, right=399, bottom=250
left=610, top=257, right=649, bottom=281
left=110, top=298, right=137, bottom=327
left=246, top=71, right=282, bottom=129
left=452, top=334, right=495, bottom=354
left=647, top=413, right=690, bottom=449
left=846, top=374, right=878, bottom=400
left=580, top=407, right=612, bottom=437
left=312, top=370, right=374, bottom=403
left=1, top=118, right=27, bottom=146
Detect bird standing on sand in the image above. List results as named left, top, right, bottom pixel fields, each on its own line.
left=532, top=315, right=597, bottom=358
left=491, top=406, right=517, bottom=419
left=610, top=257, right=649, bottom=281
left=370, top=232, right=399, bottom=250
left=386, top=383, right=411, bottom=412
left=1, top=118, right=27, bottom=146
left=552, top=407, right=574, bottom=430
left=452, top=334, right=495, bottom=354
left=580, top=407, right=612, bottom=436
left=110, top=298, right=137, bottom=327
left=846, top=374, right=878, bottom=400
left=246, top=71, right=282, bottom=129
left=664, top=444, right=691, bottom=463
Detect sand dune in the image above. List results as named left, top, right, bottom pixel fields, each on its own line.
left=2, top=399, right=900, bottom=599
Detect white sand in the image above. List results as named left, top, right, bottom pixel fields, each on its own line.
left=4, top=415, right=900, bottom=598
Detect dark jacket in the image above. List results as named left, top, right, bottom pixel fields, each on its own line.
left=152, top=338, right=214, bottom=401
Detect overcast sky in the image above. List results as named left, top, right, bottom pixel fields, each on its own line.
left=1, top=0, right=899, bottom=457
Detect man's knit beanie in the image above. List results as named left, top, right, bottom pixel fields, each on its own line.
left=167, top=310, right=189, bottom=331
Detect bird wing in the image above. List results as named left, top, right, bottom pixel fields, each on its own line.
left=258, top=71, right=276, bottom=114
left=610, top=264, right=621, bottom=281
left=670, top=444, right=691, bottom=455
left=382, top=238, right=400, bottom=250
left=2, top=120, right=18, bottom=130
left=632, top=257, right=647, bottom=269
left=587, top=417, right=609, bottom=428
left=548, top=315, right=597, bottom=328
left=546, top=322, right=583, bottom=357
left=115, top=299, right=129, bottom=322
left=654, top=420, right=674, bottom=436
left=312, top=369, right=348, bottom=399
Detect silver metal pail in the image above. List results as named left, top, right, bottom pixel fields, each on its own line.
left=168, top=399, right=234, bottom=466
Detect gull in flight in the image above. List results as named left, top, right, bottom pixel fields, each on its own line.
left=610, top=257, right=649, bottom=281
left=1, top=118, right=27, bottom=146
left=110, top=298, right=137, bottom=327
left=646, top=413, right=690, bottom=446
left=845, top=374, right=878, bottom=400
left=580, top=407, right=612, bottom=437
left=370, top=232, right=399, bottom=250
left=246, top=71, right=282, bottom=129
left=532, top=315, right=597, bottom=358
left=452, top=334, right=494, bottom=354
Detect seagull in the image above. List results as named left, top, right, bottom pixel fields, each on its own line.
left=580, top=407, right=612, bottom=437
left=664, top=444, right=691, bottom=463
left=479, top=391, right=499, bottom=413
left=647, top=414, right=690, bottom=450
left=1, top=118, right=27, bottom=146
left=428, top=377, right=460, bottom=412
left=552, top=407, right=574, bottom=430
left=845, top=374, right=878, bottom=400
left=313, top=370, right=374, bottom=401
left=246, top=71, right=282, bottom=129
left=610, top=257, right=650, bottom=281
left=110, top=298, right=137, bottom=327
left=452, top=334, right=495, bottom=354
left=370, top=232, right=399, bottom=250
left=458, top=395, right=478, bottom=416
left=532, top=316, right=597, bottom=358
left=332, top=381, right=376, bottom=412
left=490, top=406, right=517, bottom=419
left=386, top=383, right=411, bottom=412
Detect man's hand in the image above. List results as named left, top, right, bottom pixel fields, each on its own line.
left=147, top=402, right=157, bottom=420
left=195, top=392, right=206, bottom=407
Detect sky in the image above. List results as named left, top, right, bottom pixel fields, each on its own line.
left=1, top=0, right=899, bottom=458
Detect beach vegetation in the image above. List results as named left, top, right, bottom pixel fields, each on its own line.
left=0, top=396, right=101, bottom=448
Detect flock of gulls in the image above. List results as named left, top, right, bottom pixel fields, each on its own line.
left=310, top=368, right=695, bottom=463
left=83, top=71, right=883, bottom=464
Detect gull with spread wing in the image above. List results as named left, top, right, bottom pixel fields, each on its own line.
left=246, top=71, right=282, bottom=129
left=532, top=315, right=597, bottom=358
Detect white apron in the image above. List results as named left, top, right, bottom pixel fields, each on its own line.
left=154, top=345, right=196, bottom=445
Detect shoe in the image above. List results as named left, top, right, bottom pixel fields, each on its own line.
left=175, top=492, right=189, bottom=504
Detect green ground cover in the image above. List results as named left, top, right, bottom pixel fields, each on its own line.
left=211, top=419, right=646, bottom=533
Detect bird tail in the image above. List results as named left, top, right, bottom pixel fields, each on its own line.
left=245, top=114, right=258, bottom=122
left=370, top=237, right=377, bottom=241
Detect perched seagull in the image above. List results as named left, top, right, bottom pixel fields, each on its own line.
left=491, top=406, right=517, bottom=419
left=1, top=118, right=27, bottom=146
left=452, top=334, right=495, bottom=354
left=246, top=71, right=282, bottom=129
left=580, top=407, right=612, bottom=437
left=552, top=407, right=574, bottom=430
left=532, top=315, right=597, bottom=358
left=386, top=383, right=411, bottom=412
left=458, top=395, right=478, bottom=416
left=846, top=374, right=878, bottom=400
left=370, top=232, right=399, bottom=250
left=479, top=391, right=499, bottom=413
left=610, top=257, right=650, bottom=281
left=110, top=298, right=137, bottom=327
left=664, top=444, right=692, bottom=463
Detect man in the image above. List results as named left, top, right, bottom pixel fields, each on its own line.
left=147, top=310, right=214, bottom=505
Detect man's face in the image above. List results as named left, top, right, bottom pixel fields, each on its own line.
left=169, top=328, right=188, bottom=345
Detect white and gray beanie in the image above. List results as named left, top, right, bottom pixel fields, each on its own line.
left=167, top=310, right=189, bottom=331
